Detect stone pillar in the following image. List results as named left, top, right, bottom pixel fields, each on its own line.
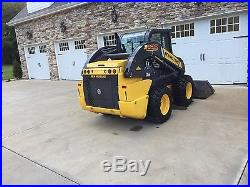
left=47, top=41, right=59, bottom=80
left=18, top=46, right=29, bottom=79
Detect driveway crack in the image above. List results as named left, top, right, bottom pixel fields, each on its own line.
left=3, top=146, right=80, bottom=185
left=237, top=159, right=248, bottom=185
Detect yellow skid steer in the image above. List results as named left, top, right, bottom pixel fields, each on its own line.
left=77, top=29, right=214, bottom=123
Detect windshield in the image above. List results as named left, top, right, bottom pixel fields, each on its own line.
left=121, top=31, right=146, bottom=54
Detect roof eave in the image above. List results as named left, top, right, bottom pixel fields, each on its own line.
left=162, top=8, right=248, bottom=26
left=7, top=2, right=87, bottom=26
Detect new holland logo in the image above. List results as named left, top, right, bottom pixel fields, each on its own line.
left=91, top=75, right=106, bottom=78
left=97, top=89, right=102, bottom=95
left=144, top=44, right=159, bottom=52
left=136, top=66, right=142, bottom=71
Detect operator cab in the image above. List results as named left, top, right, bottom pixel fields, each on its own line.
left=86, top=29, right=174, bottom=64
left=121, top=29, right=173, bottom=54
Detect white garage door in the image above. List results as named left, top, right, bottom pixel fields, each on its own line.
left=24, top=44, right=50, bottom=79
left=167, top=13, right=248, bottom=84
left=55, top=39, right=88, bottom=80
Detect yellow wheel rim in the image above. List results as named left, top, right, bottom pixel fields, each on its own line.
left=186, top=82, right=192, bottom=99
left=160, top=94, right=170, bottom=115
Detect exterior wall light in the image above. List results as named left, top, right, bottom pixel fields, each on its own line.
left=26, top=30, right=33, bottom=39
left=60, top=21, right=66, bottom=33
left=111, top=6, right=118, bottom=23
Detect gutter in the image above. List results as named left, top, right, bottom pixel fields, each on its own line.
left=7, top=2, right=87, bottom=26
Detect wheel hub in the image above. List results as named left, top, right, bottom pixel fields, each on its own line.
left=160, top=94, right=170, bottom=115
left=186, top=82, right=192, bottom=99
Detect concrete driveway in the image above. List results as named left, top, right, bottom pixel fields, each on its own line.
left=2, top=80, right=248, bottom=184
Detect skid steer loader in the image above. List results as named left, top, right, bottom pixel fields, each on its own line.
left=77, top=29, right=213, bottom=123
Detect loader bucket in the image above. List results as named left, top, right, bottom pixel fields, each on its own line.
left=193, top=80, right=215, bottom=99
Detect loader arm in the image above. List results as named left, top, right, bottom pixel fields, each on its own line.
left=124, top=41, right=185, bottom=80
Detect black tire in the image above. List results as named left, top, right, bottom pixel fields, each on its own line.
left=173, top=75, right=194, bottom=107
left=146, top=86, right=172, bottom=124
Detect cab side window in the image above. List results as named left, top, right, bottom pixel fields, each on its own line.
left=150, top=33, right=162, bottom=45
left=150, top=32, right=172, bottom=52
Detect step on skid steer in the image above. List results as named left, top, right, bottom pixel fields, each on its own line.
left=77, top=29, right=214, bottom=123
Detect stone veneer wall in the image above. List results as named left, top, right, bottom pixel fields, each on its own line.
left=14, top=2, right=248, bottom=80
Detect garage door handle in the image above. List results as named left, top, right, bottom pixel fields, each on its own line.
left=203, top=53, right=205, bottom=61
left=234, top=35, right=248, bottom=39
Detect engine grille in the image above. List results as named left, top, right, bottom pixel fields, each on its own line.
left=83, top=75, right=119, bottom=109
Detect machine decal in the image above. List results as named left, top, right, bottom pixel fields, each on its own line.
left=90, top=75, right=106, bottom=78
left=136, top=66, right=142, bottom=71
left=144, top=44, right=159, bottom=52
left=163, top=49, right=182, bottom=68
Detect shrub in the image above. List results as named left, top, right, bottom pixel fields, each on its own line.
left=13, top=59, right=22, bottom=79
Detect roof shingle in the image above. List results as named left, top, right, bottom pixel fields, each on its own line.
left=8, top=2, right=85, bottom=26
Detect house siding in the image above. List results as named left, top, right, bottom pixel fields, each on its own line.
left=14, top=2, right=248, bottom=80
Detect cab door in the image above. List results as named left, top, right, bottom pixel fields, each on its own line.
left=148, top=29, right=173, bottom=53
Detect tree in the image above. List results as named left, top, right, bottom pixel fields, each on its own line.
left=2, top=3, right=25, bottom=65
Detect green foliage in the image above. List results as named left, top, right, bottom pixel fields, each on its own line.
left=2, top=65, right=14, bottom=80
left=13, top=59, right=23, bottom=79
left=2, top=3, right=25, bottom=65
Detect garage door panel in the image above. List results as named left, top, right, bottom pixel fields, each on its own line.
left=172, top=42, right=202, bottom=65
left=210, top=63, right=247, bottom=84
left=24, top=45, right=50, bottom=79
left=169, top=13, right=247, bottom=84
left=185, top=64, right=215, bottom=82
left=203, top=37, right=247, bottom=83
left=55, top=39, right=87, bottom=80
left=186, top=63, right=247, bottom=84
left=205, top=39, right=247, bottom=62
left=56, top=41, right=71, bottom=80
left=70, top=40, right=87, bottom=80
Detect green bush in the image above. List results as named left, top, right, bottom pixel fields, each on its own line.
left=2, top=65, right=13, bottom=80
left=13, top=59, right=22, bottom=79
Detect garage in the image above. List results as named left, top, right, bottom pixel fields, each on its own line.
left=54, top=39, right=88, bottom=80
left=97, top=12, right=248, bottom=85
left=8, top=3, right=248, bottom=82
left=166, top=13, right=248, bottom=84
left=24, top=44, right=50, bottom=79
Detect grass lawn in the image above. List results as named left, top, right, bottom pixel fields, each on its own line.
left=2, top=65, right=14, bottom=80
